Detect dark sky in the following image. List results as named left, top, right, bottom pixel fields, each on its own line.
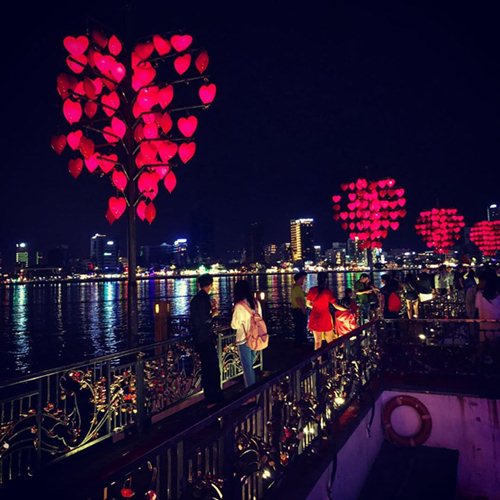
left=1, top=1, right=499, bottom=264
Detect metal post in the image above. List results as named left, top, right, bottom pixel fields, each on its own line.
left=135, top=352, right=145, bottom=432
left=126, top=155, right=138, bottom=346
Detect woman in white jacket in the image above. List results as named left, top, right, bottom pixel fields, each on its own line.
left=231, top=280, right=262, bottom=387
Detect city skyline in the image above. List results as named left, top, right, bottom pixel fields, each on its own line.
left=1, top=2, right=499, bottom=265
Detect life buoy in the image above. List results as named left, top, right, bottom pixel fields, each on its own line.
left=382, top=395, right=432, bottom=447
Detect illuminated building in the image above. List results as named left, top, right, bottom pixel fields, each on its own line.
left=290, top=219, right=315, bottom=262
left=173, top=239, right=189, bottom=267
left=487, top=204, right=499, bottom=221
left=90, top=234, right=119, bottom=272
left=264, top=244, right=278, bottom=265
left=346, top=238, right=367, bottom=266
left=15, top=242, right=29, bottom=269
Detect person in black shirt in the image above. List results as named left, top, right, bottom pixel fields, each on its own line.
left=190, top=274, right=224, bottom=405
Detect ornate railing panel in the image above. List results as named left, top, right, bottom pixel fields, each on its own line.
left=0, top=326, right=256, bottom=487
left=92, top=321, right=383, bottom=500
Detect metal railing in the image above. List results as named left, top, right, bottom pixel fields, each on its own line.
left=0, top=327, right=262, bottom=487
left=91, top=321, right=382, bottom=500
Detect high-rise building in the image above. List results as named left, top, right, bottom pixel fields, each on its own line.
left=189, top=212, right=215, bottom=264
left=278, top=243, right=292, bottom=262
left=140, top=243, right=173, bottom=268
left=290, top=219, right=315, bottom=262
left=487, top=204, right=500, bottom=221
left=15, top=242, right=29, bottom=269
left=90, top=234, right=119, bottom=272
left=264, top=244, right=278, bottom=265
left=173, top=239, right=189, bottom=267
left=244, top=222, right=264, bottom=264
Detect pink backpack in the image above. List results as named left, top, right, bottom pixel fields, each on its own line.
left=240, top=301, right=269, bottom=351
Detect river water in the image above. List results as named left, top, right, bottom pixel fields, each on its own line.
left=0, top=272, right=386, bottom=379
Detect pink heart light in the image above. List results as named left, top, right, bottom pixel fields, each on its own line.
left=171, top=34, right=193, bottom=52
left=63, top=35, right=89, bottom=56
left=111, top=117, right=127, bottom=139
left=67, top=130, right=83, bottom=150
left=85, top=154, right=100, bottom=173
left=156, top=141, right=178, bottom=162
left=134, top=42, right=154, bottom=60
left=63, top=99, right=82, bottom=124
left=108, top=35, right=122, bottom=56
left=177, top=116, right=198, bottom=137
left=145, top=203, right=156, bottom=224
left=132, top=63, right=156, bottom=91
left=84, top=102, right=98, bottom=118
left=99, top=154, right=118, bottom=174
left=57, top=73, right=77, bottom=99
left=199, top=84, right=216, bottom=104
left=143, top=123, right=159, bottom=139
left=79, top=137, right=95, bottom=159
left=159, top=113, right=173, bottom=134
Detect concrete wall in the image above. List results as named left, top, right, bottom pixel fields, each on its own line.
left=307, top=391, right=500, bottom=499
left=381, top=390, right=500, bottom=500
left=307, top=399, right=385, bottom=500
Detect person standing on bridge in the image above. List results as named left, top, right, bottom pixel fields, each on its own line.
left=190, top=274, right=224, bottom=406
left=306, top=272, right=348, bottom=350
left=290, top=271, right=308, bottom=347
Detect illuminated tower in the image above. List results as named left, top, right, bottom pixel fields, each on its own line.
left=15, top=243, right=29, bottom=268
left=290, top=219, right=315, bottom=262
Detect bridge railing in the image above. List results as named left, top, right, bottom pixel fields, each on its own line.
left=0, top=324, right=262, bottom=487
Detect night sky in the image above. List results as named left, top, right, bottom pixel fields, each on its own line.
left=1, top=1, right=499, bottom=265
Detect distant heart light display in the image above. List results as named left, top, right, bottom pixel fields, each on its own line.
left=415, top=208, right=465, bottom=254
left=332, top=177, right=406, bottom=249
left=470, top=220, right=500, bottom=256
left=51, top=30, right=216, bottom=224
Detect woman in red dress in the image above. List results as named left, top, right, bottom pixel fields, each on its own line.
left=306, top=272, right=348, bottom=350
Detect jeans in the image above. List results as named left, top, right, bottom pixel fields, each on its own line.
left=359, top=302, right=371, bottom=324
left=238, top=343, right=256, bottom=387
left=292, top=308, right=308, bottom=345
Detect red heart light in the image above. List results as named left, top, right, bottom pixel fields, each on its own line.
left=164, top=171, right=177, bottom=193
left=111, top=63, right=126, bottom=83
left=145, top=203, right=157, bottom=224
left=157, top=85, right=174, bottom=109
left=63, top=99, right=82, bottom=124
left=66, top=54, right=87, bottom=74
left=132, top=63, right=156, bottom=91
left=140, top=142, right=158, bottom=161
left=51, top=135, right=67, bottom=155
left=79, top=137, right=95, bottom=159
left=57, top=73, right=77, bottom=98
left=153, top=34, right=171, bottom=56
left=178, top=142, right=196, bottom=163
left=108, top=35, right=122, bottom=56
left=101, top=92, right=120, bottom=117
left=171, top=34, right=193, bottom=52
left=63, top=35, right=89, bottom=56
left=136, top=200, right=147, bottom=220
left=138, top=172, right=157, bottom=195
left=103, top=127, right=119, bottom=143
left=332, top=195, right=341, bottom=203
left=159, top=113, right=173, bottom=134
left=111, top=170, right=127, bottom=191
left=195, top=51, right=209, bottom=74
left=134, top=42, right=154, bottom=60
left=84, top=102, right=98, bottom=118
left=137, top=87, right=158, bottom=110
left=105, top=209, right=116, bottom=225
left=177, top=116, right=198, bottom=137
left=174, top=54, right=191, bottom=75
left=108, top=196, right=127, bottom=219
left=68, top=158, right=83, bottom=178
left=91, top=30, right=107, bottom=49
left=157, top=141, right=178, bottom=162
left=99, top=154, right=118, bottom=174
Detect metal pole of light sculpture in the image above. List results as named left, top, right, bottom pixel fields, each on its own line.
left=51, top=30, right=216, bottom=340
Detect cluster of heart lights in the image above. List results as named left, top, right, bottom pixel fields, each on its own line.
left=332, top=178, right=406, bottom=249
left=414, top=208, right=465, bottom=254
left=51, top=30, right=216, bottom=224
left=470, top=220, right=500, bottom=256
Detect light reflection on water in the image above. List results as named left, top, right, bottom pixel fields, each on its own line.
left=0, top=272, right=387, bottom=379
